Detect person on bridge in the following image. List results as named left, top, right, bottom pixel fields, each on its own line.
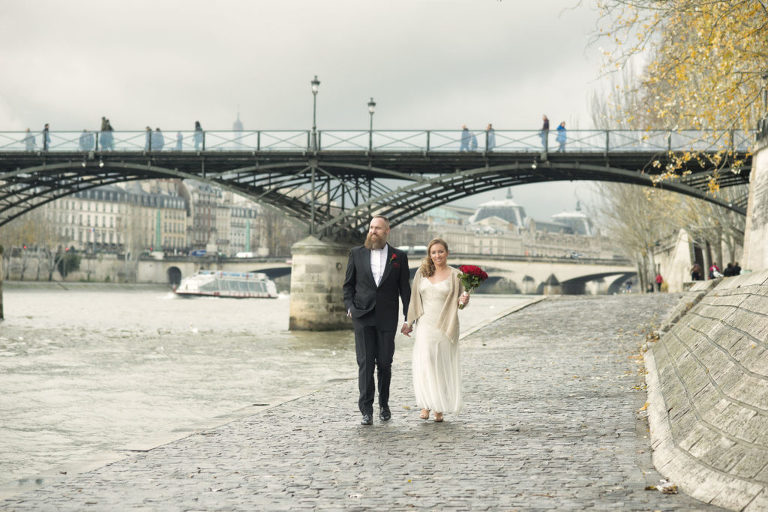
left=343, top=215, right=411, bottom=426
left=540, top=115, right=550, bottom=150
left=486, top=123, right=495, bottom=152
left=23, top=128, right=35, bottom=151
left=42, top=123, right=50, bottom=151
left=194, top=121, right=203, bottom=150
left=175, top=131, right=183, bottom=151
left=556, top=121, right=566, bottom=152
left=460, top=125, right=470, bottom=152
left=79, top=130, right=94, bottom=151
left=100, top=118, right=114, bottom=150
left=403, top=238, right=469, bottom=423
left=152, top=128, right=165, bottom=151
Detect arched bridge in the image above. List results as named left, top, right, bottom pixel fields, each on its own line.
left=141, top=254, right=634, bottom=296
left=0, top=128, right=754, bottom=240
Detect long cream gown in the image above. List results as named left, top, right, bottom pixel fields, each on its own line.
left=412, top=278, right=462, bottom=413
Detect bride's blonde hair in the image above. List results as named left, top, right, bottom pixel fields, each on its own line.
left=419, top=238, right=449, bottom=277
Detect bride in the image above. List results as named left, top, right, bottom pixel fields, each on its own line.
left=402, top=238, right=469, bottom=422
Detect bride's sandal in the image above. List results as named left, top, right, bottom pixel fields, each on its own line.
left=419, top=409, right=430, bottom=420
left=434, top=412, right=444, bottom=422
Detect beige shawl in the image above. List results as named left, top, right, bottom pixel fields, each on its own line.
left=406, top=267, right=466, bottom=343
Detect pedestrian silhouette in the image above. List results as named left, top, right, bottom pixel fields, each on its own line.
left=23, top=128, right=35, bottom=151
left=556, top=121, right=566, bottom=152
left=100, top=117, right=114, bottom=151
left=486, top=123, right=495, bottom=152
left=176, top=131, right=183, bottom=151
left=194, top=121, right=203, bottom=150
left=460, top=125, right=470, bottom=152
left=152, top=128, right=165, bottom=151
left=540, top=115, right=549, bottom=150
left=79, top=129, right=95, bottom=151
left=42, top=123, right=50, bottom=151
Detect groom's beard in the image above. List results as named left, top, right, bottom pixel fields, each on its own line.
left=364, top=233, right=387, bottom=250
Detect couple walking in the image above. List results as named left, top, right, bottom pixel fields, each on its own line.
left=343, top=216, right=469, bottom=426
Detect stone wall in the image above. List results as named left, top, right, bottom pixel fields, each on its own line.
left=645, top=271, right=768, bottom=510
left=742, top=136, right=768, bottom=271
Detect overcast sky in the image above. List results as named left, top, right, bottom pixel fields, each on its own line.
left=0, top=0, right=611, bottom=220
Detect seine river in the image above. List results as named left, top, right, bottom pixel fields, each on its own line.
left=0, top=283, right=528, bottom=489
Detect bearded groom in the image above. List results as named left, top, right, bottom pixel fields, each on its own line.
left=343, top=215, right=411, bottom=425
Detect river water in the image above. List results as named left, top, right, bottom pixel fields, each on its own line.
left=0, top=283, right=529, bottom=488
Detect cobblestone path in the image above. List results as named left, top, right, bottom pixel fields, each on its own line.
left=2, top=295, right=725, bottom=511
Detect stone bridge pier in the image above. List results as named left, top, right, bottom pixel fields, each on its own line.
left=288, top=236, right=352, bottom=331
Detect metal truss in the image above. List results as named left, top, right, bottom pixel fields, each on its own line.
left=0, top=144, right=753, bottom=242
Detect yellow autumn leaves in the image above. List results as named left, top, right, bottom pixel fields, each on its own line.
left=598, top=0, right=767, bottom=134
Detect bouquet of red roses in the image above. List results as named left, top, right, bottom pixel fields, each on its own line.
left=457, top=265, right=488, bottom=309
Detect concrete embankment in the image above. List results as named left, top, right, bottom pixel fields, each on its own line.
left=646, top=271, right=768, bottom=511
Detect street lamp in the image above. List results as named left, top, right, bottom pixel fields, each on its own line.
left=311, top=75, right=320, bottom=151
left=367, top=97, right=376, bottom=151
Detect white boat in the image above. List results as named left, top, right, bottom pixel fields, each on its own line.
left=174, top=270, right=278, bottom=298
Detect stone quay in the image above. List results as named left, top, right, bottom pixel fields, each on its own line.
left=2, top=293, right=731, bottom=511
left=646, top=270, right=768, bottom=511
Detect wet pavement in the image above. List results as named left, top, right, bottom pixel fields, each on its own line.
left=1, top=294, right=724, bottom=511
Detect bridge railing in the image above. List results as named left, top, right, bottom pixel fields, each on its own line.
left=0, top=129, right=756, bottom=153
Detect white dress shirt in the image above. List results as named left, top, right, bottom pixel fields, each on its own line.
left=370, top=245, right=388, bottom=286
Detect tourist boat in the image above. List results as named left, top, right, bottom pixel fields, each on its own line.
left=174, top=270, right=278, bottom=298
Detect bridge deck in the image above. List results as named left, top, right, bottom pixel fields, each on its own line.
left=0, top=129, right=754, bottom=235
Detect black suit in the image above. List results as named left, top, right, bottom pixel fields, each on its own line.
left=343, top=244, right=411, bottom=416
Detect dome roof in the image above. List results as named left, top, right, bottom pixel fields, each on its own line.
left=550, top=201, right=593, bottom=236
left=469, top=189, right=527, bottom=227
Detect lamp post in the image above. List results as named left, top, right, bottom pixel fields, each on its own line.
left=367, top=97, right=376, bottom=151
left=309, top=75, right=321, bottom=234
left=311, top=75, right=320, bottom=151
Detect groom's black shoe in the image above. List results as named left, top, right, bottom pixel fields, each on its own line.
left=361, top=413, right=373, bottom=425
left=380, top=406, right=391, bottom=422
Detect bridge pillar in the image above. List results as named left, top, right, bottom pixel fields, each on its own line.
left=542, top=274, right=562, bottom=295
left=289, top=236, right=351, bottom=330
left=742, top=129, right=768, bottom=271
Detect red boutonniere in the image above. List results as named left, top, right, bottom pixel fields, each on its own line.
left=390, top=253, right=399, bottom=268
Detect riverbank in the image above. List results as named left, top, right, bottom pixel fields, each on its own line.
left=0, top=287, right=534, bottom=495
left=2, top=295, right=719, bottom=510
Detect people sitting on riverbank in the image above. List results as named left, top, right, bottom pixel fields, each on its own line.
left=690, top=263, right=703, bottom=281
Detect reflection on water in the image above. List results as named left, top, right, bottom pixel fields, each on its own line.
left=0, top=283, right=527, bottom=486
